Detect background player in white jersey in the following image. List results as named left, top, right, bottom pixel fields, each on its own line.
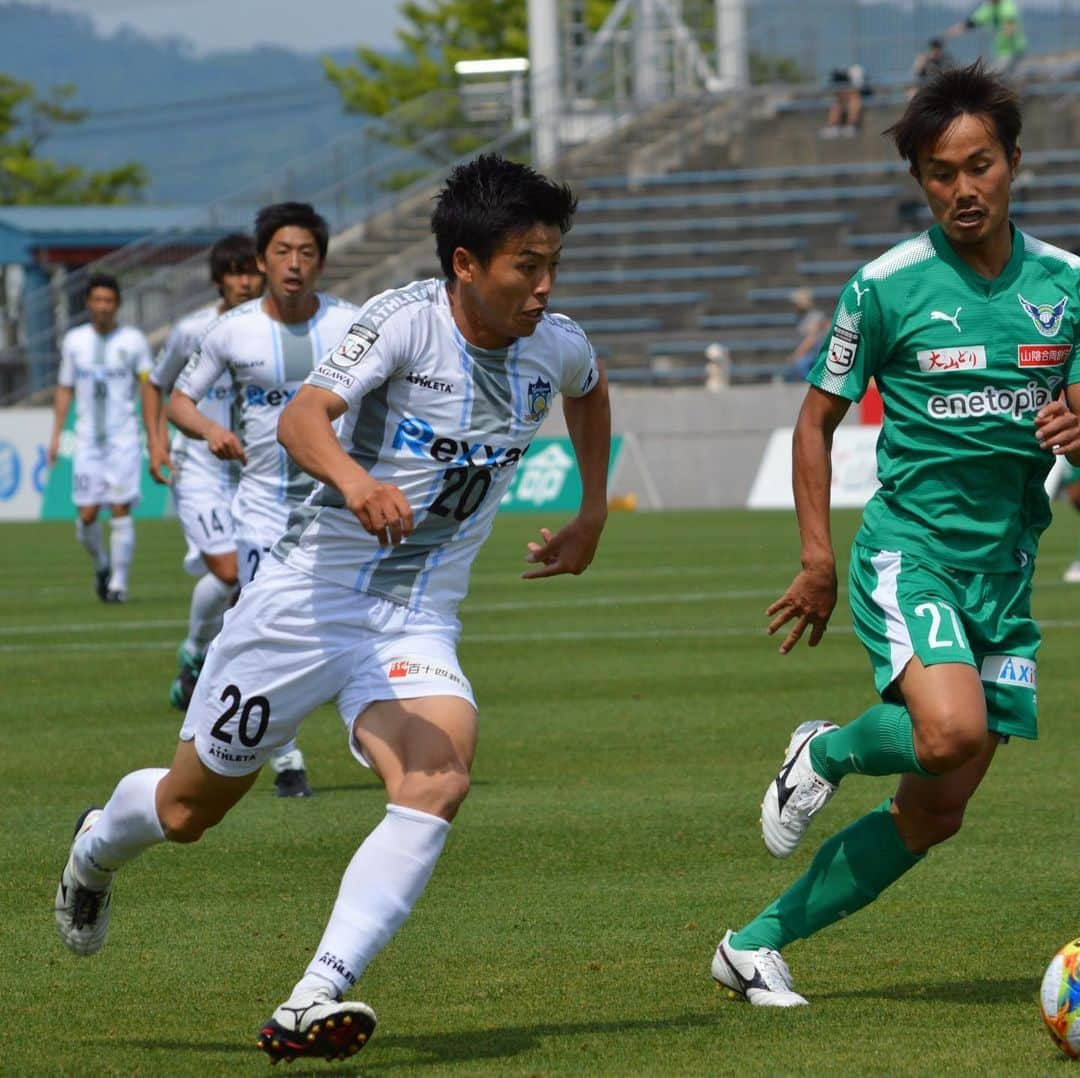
left=167, top=203, right=361, bottom=797
left=48, top=273, right=152, bottom=603
left=55, top=154, right=611, bottom=1064
left=142, top=234, right=264, bottom=710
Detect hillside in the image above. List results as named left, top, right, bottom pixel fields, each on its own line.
left=0, top=2, right=364, bottom=204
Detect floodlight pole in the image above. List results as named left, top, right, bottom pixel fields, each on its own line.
left=527, top=0, right=561, bottom=168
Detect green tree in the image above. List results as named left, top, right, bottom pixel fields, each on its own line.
left=324, top=0, right=614, bottom=143
left=0, top=75, right=146, bottom=205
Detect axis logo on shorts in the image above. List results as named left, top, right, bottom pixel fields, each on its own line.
left=980, top=654, right=1036, bottom=689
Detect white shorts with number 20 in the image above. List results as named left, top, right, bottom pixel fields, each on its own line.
left=178, top=556, right=476, bottom=776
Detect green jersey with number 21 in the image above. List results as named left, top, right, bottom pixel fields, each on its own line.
left=809, top=224, right=1080, bottom=572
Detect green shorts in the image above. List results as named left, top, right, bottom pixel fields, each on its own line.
left=848, top=545, right=1040, bottom=740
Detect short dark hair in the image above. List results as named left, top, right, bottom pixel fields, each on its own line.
left=209, top=233, right=258, bottom=283
left=886, top=60, right=1021, bottom=174
left=431, top=154, right=578, bottom=280
left=253, top=202, right=329, bottom=261
left=85, top=272, right=120, bottom=302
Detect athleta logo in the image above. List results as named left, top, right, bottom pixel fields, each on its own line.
left=316, top=951, right=356, bottom=986
left=930, top=306, right=962, bottom=333
left=916, top=345, right=986, bottom=372
left=1018, top=294, right=1067, bottom=338
left=926, top=380, right=1054, bottom=421
left=392, top=415, right=527, bottom=468
left=407, top=371, right=454, bottom=394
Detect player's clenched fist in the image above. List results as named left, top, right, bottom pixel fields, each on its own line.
left=205, top=423, right=247, bottom=463
left=345, top=480, right=414, bottom=547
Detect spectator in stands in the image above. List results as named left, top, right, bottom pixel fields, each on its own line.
left=781, top=288, right=828, bottom=383
left=946, top=0, right=1026, bottom=75
left=820, top=65, right=869, bottom=139
left=908, top=38, right=955, bottom=97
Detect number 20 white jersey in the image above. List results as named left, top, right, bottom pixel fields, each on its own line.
left=274, top=277, right=598, bottom=619
left=174, top=294, right=361, bottom=544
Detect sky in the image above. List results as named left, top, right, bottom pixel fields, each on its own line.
left=13, top=0, right=409, bottom=54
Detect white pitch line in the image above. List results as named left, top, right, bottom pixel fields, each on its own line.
left=7, top=617, right=1080, bottom=654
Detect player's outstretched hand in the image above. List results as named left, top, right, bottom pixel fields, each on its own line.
left=149, top=444, right=173, bottom=485
left=346, top=480, right=414, bottom=547
left=766, top=566, right=837, bottom=654
left=521, top=514, right=605, bottom=579
left=1035, top=400, right=1080, bottom=456
left=206, top=425, right=247, bottom=464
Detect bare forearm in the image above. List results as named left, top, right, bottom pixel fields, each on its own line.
left=166, top=392, right=216, bottom=441
left=563, top=374, right=611, bottom=517
left=52, top=387, right=73, bottom=439
left=141, top=383, right=164, bottom=446
left=792, top=417, right=837, bottom=572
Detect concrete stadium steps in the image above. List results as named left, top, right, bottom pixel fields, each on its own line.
left=315, top=86, right=1080, bottom=381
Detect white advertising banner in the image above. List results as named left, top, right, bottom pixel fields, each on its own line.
left=0, top=407, right=51, bottom=521
left=748, top=425, right=882, bottom=509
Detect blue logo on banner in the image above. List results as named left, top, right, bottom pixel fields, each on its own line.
left=0, top=441, right=21, bottom=500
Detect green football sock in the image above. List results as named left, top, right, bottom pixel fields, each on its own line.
left=809, top=702, right=934, bottom=785
left=731, top=800, right=923, bottom=953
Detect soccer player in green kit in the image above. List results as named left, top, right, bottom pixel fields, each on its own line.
left=711, top=61, right=1080, bottom=1006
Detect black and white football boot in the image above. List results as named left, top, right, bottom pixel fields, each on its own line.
left=760, top=720, right=838, bottom=858
left=711, top=930, right=808, bottom=1007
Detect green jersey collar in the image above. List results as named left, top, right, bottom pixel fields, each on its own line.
left=929, top=222, right=1023, bottom=296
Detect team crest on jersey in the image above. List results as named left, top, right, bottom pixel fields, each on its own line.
left=1017, top=294, right=1068, bottom=338
left=525, top=377, right=552, bottom=421
left=325, top=322, right=379, bottom=371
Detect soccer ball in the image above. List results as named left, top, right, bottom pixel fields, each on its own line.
left=1040, top=938, right=1080, bottom=1057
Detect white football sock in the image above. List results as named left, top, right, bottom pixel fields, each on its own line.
left=183, top=573, right=236, bottom=656
left=271, top=742, right=305, bottom=773
left=75, top=519, right=109, bottom=571
left=74, top=767, right=168, bottom=888
left=108, top=516, right=135, bottom=592
left=292, top=804, right=450, bottom=999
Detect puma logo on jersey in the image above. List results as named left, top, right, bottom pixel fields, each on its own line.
left=930, top=307, right=962, bottom=333
left=851, top=281, right=868, bottom=306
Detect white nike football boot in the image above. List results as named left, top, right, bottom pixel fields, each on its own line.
left=258, top=987, right=377, bottom=1063
left=711, top=930, right=808, bottom=1006
left=55, top=808, right=113, bottom=956
left=761, top=720, right=838, bottom=858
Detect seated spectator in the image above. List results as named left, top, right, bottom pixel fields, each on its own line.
left=908, top=38, right=955, bottom=96
left=781, top=288, right=828, bottom=383
left=820, top=65, right=869, bottom=138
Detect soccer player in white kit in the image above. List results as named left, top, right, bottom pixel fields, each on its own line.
left=48, top=273, right=152, bottom=603
left=166, top=203, right=360, bottom=799
left=142, top=234, right=264, bottom=710
left=54, top=154, right=612, bottom=1064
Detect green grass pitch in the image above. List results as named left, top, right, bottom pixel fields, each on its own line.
left=5, top=508, right=1080, bottom=1075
